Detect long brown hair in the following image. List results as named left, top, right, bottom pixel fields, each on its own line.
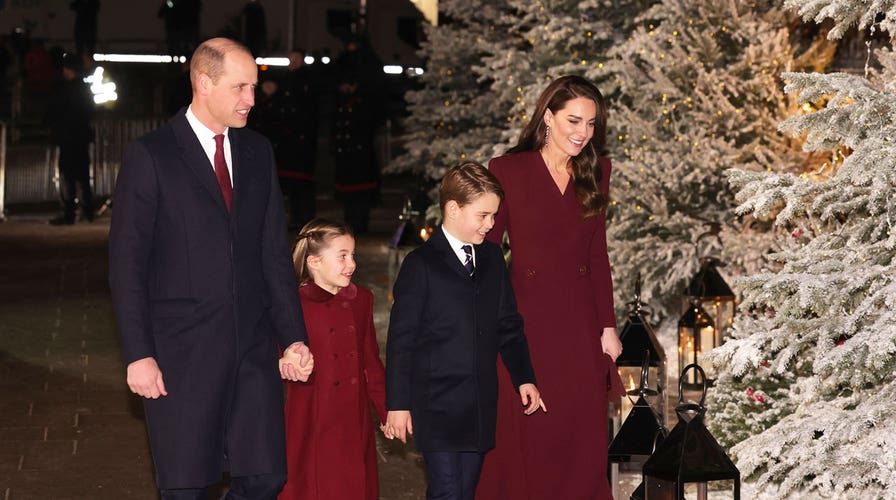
left=509, top=75, right=609, bottom=217
left=292, top=219, right=354, bottom=283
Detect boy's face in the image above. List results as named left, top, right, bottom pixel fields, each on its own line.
left=443, top=192, right=500, bottom=245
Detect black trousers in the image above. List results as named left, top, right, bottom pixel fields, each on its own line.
left=422, top=450, right=484, bottom=500
left=159, top=472, right=287, bottom=500
left=58, top=141, right=93, bottom=221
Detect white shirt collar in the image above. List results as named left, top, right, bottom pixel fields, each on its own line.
left=441, top=226, right=475, bottom=266
left=185, top=106, right=233, bottom=183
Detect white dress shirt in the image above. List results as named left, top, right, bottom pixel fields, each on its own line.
left=185, top=106, right=234, bottom=185
left=442, top=226, right=476, bottom=268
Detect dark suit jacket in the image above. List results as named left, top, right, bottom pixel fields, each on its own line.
left=386, top=227, right=536, bottom=452
left=109, top=110, right=307, bottom=489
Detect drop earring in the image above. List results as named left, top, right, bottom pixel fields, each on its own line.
left=545, top=126, right=551, bottom=141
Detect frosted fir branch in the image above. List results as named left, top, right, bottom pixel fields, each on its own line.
left=784, top=0, right=896, bottom=40
left=729, top=379, right=896, bottom=496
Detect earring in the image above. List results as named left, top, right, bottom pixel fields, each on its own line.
left=545, top=126, right=551, bottom=141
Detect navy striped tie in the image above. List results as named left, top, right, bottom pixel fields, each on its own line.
left=461, top=245, right=474, bottom=275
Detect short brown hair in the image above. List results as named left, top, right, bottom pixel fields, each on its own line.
left=439, top=162, right=504, bottom=213
left=190, top=37, right=253, bottom=87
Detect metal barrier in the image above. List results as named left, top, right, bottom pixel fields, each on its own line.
left=0, top=117, right=166, bottom=215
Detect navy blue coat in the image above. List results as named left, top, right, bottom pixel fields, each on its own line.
left=109, top=110, right=307, bottom=489
left=386, top=227, right=536, bottom=452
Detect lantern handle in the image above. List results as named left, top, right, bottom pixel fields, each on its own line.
left=628, top=350, right=658, bottom=397
left=677, top=363, right=707, bottom=408
left=694, top=228, right=724, bottom=262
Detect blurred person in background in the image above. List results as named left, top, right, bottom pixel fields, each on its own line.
left=45, top=52, right=94, bottom=225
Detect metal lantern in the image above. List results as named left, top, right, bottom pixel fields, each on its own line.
left=684, top=256, right=736, bottom=344
left=617, top=278, right=667, bottom=422
left=609, top=355, right=669, bottom=500
left=641, top=364, right=741, bottom=500
left=677, top=302, right=715, bottom=386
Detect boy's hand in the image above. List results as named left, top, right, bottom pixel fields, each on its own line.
left=280, top=342, right=314, bottom=382
left=519, top=383, right=546, bottom=415
left=385, top=410, right=413, bottom=443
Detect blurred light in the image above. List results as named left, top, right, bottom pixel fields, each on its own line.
left=383, top=65, right=403, bottom=74
left=304, top=55, right=315, bottom=65
left=406, top=66, right=425, bottom=76
left=94, top=53, right=174, bottom=63
left=255, top=57, right=289, bottom=66
left=84, top=66, right=118, bottom=104
left=321, top=56, right=331, bottom=64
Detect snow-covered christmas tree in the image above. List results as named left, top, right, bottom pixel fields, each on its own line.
left=706, top=1, right=896, bottom=496
left=391, top=0, right=650, bottom=181
left=596, top=0, right=832, bottom=323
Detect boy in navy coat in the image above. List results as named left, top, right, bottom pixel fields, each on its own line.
left=385, top=162, right=546, bottom=500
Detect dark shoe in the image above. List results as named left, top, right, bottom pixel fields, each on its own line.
left=49, top=216, right=75, bottom=226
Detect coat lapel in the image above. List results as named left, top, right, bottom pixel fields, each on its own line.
left=171, top=112, right=229, bottom=214
left=228, top=128, right=255, bottom=216
left=430, top=227, right=475, bottom=279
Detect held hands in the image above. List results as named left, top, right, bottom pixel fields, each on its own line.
left=601, top=327, right=622, bottom=362
left=384, top=410, right=413, bottom=443
left=279, top=342, right=314, bottom=382
left=519, top=383, right=547, bottom=415
left=127, top=357, right=168, bottom=399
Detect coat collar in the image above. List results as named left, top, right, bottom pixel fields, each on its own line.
left=299, top=281, right=358, bottom=302
left=170, top=109, right=255, bottom=216
left=429, top=225, right=486, bottom=279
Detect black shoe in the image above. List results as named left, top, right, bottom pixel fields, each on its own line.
left=49, top=216, right=75, bottom=226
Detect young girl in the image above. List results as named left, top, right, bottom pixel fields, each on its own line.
left=279, top=219, right=387, bottom=500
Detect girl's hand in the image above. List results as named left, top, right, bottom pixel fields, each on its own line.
left=601, top=327, right=622, bottom=362
left=385, top=410, right=413, bottom=443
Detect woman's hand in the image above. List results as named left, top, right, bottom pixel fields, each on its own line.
left=601, top=327, right=622, bottom=362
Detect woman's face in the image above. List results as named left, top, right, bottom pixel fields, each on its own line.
left=544, top=96, right=597, bottom=158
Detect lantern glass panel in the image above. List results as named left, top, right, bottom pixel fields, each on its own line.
left=644, top=476, right=677, bottom=499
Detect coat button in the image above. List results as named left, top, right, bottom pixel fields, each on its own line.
left=350, top=377, right=358, bottom=385
left=342, top=302, right=350, bottom=309
left=332, top=353, right=338, bottom=359
left=526, top=268, right=536, bottom=279
left=334, top=380, right=340, bottom=386
left=329, top=328, right=336, bottom=334
left=347, top=325, right=356, bottom=333
left=579, top=265, right=587, bottom=275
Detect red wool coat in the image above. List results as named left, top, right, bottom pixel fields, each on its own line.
left=279, top=283, right=387, bottom=500
left=477, top=151, right=625, bottom=500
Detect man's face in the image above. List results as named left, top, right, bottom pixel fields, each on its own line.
left=203, top=50, right=257, bottom=133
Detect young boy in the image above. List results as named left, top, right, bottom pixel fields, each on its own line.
left=385, top=162, right=546, bottom=500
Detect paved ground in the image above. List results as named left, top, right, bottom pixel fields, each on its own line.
left=0, top=198, right=428, bottom=499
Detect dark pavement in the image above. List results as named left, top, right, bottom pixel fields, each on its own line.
left=0, top=196, right=428, bottom=499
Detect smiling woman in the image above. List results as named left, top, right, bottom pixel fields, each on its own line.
left=476, top=75, right=625, bottom=500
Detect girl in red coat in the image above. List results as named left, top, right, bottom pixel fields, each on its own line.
left=279, top=219, right=387, bottom=500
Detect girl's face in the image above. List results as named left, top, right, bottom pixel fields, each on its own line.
left=544, top=96, right=597, bottom=158
left=307, top=234, right=356, bottom=294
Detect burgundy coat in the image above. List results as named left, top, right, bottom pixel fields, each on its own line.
left=279, top=283, right=386, bottom=500
left=477, top=151, right=625, bottom=500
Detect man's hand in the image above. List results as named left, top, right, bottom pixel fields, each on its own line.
left=280, top=342, right=314, bottom=382
left=127, top=357, right=168, bottom=399
left=385, top=410, right=413, bottom=443
left=519, top=383, right=547, bottom=415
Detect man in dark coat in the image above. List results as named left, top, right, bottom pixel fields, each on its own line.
left=276, top=48, right=318, bottom=230
left=46, top=52, right=93, bottom=225
left=70, top=0, right=99, bottom=57
left=109, top=38, right=313, bottom=499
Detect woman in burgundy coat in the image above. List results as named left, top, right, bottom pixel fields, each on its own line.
left=476, top=75, right=625, bottom=499
left=279, top=219, right=387, bottom=500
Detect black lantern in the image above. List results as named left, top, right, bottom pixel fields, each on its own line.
left=677, top=303, right=715, bottom=386
left=684, top=256, right=736, bottom=345
left=641, top=364, right=740, bottom=500
left=617, top=277, right=667, bottom=422
left=609, top=355, right=669, bottom=499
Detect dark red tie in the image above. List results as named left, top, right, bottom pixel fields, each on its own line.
left=213, top=134, right=233, bottom=211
